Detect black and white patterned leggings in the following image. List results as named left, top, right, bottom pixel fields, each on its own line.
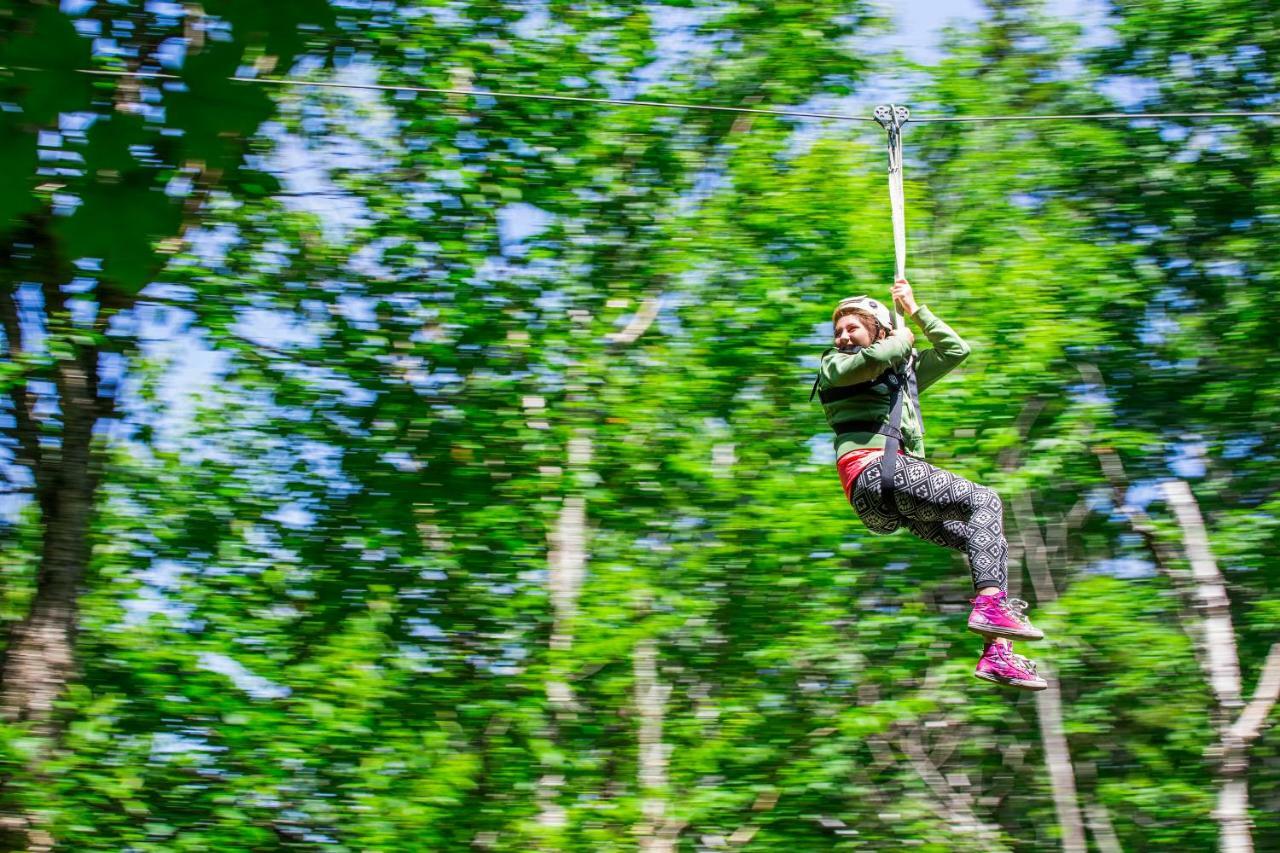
left=850, top=455, right=1009, bottom=592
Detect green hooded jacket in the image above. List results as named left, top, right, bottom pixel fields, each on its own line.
left=816, top=305, right=970, bottom=460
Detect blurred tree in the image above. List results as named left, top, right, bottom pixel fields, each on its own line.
left=0, top=0, right=340, bottom=845
left=1084, top=4, right=1280, bottom=848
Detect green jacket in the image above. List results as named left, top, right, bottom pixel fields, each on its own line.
left=816, top=305, right=970, bottom=460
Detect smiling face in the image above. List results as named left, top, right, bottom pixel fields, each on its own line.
left=834, top=310, right=882, bottom=350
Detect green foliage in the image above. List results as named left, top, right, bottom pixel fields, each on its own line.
left=2, top=1, right=1280, bottom=850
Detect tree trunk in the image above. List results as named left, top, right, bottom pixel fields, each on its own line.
left=1010, top=482, right=1087, bottom=853
left=1162, top=481, right=1244, bottom=712
left=0, top=336, right=99, bottom=852
left=1084, top=799, right=1123, bottom=853
left=535, top=431, right=591, bottom=843
left=1217, top=761, right=1252, bottom=853
left=1160, top=481, right=1252, bottom=853
left=1, top=345, right=98, bottom=734
left=1163, top=482, right=1242, bottom=706
left=634, top=636, right=678, bottom=851
left=1106, top=474, right=1280, bottom=853
left=1034, top=677, right=1086, bottom=853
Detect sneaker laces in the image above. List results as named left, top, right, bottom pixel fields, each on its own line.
left=1002, top=597, right=1032, bottom=625
left=991, top=642, right=1039, bottom=675
left=1011, top=652, right=1039, bottom=675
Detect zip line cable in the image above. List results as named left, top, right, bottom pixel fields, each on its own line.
left=6, top=66, right=1280, bottom=125
left=912, top=110, right=1280, bottom=122
left=74, top=68, right=879, bottom=124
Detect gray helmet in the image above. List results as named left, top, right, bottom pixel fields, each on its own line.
left=832, top=295, right=892, bottom=332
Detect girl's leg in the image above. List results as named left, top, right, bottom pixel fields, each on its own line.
left=851, top=456, right=1045, bottom=689
left=851, top=455, right=1009, bottom=592
left=849, top=462, right=901, bottom=537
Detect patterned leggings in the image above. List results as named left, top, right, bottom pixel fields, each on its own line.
left=849, top=455, right=1009, bottom=591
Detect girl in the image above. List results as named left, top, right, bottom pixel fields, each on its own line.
left=814, top=279, right=1046, bottom=691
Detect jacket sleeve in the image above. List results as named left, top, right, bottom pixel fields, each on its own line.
left=910, top=305, right=970, bottom=392
left=819, top=333, right=913, bottom=387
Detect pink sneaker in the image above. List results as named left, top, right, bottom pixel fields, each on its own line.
left=967, top=591, right=1044, bottom=641
left=975, top=640, right=1047, bottom=691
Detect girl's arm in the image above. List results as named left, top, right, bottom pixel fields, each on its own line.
left=892, top=279, right=970, bottom=392
left=819, top=330, right=913, bottom=387
left=910, top=307, right=970, bottom=392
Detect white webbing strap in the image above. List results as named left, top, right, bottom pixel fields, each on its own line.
left=874, top=104, right=910, bottom=330
left=869, top=105, right=915, bottom=498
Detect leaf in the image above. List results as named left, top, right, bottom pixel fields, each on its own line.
left=53, top=178, right=183, bottom=293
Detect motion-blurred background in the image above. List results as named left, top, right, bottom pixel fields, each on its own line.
left=0, top=1, right=1277, bottom=849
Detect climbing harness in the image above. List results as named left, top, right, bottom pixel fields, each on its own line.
left=810, top=340, right=922, bottom=500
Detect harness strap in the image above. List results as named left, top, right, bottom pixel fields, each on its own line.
left=905, top=356, right=923, bottom=437
left=815, top=370, right=897, bottom=405
left=809, top=347, right=836, bottom=402
left=832, top=420, right=903, bottom=441
left=878, top=358, right=909, bottom=499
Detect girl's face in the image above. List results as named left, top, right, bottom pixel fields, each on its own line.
left=834, top=311, right=880, bottom=350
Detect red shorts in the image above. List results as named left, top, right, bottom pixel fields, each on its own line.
left=837, top=448, right=902, bottom=502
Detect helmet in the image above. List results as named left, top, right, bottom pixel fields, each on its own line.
left=832, top=295, right=892, bottom=332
